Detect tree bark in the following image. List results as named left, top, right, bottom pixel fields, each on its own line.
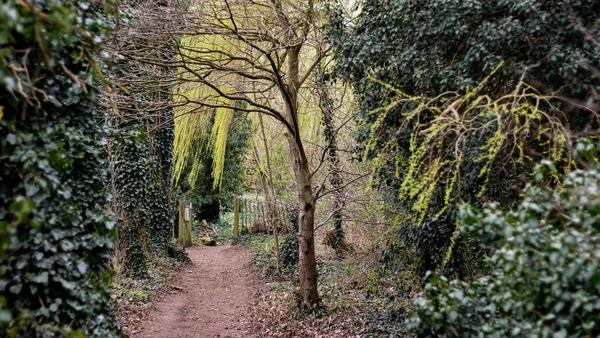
left=258, top=113, right=281, bottom=272
left=283, top=44, right=318, bottom=303
left=287, top=134, right=319, bottom=306
left=316, top=72, right=345, bottom=255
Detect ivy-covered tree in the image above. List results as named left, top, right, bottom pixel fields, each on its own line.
left=109, top=0, right=190, bottom=270
left=146, top=115, right=184, bottom=258
left=0, top=0, right=122, bottom=336
left=329, top=0, right=600, bottom=276
left=113, top=125, right=149, bottom=279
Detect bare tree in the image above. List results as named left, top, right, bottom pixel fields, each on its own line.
left=110, top=0, right=335, bottom=306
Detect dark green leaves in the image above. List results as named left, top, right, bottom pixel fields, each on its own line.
left=409, top=144, right=600, bottom=337
left=0, top=0, right=122, bottom=336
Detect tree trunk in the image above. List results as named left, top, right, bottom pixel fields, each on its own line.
left=285, top=39, right=319, bottom=308
left=316, top=72, right=345, bottom=255
left=284, top=60, right=319, bottom=302
left=258, top=113, right=281, bottom=271
left=287, top=135, right=319, bottom=306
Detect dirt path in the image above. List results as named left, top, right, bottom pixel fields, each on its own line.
left=133, top=244, right=262, bottom=338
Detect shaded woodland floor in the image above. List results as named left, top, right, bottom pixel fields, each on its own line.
left=132, top=244, right=263, bottom=338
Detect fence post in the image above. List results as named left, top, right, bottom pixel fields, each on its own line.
left=244, top=199, right=249, bottom=233
left=233, top=196, right=239, bottom=237
left=251, top=201, right=256, bottom=228
left=241, top=198, right=246, bottom=233
left=178, top=200, right=192, bottom=247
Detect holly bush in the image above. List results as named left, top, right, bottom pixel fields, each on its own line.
left=0, top=0, right=122, bottom=336
left=410, top=141, right=600, bottom=337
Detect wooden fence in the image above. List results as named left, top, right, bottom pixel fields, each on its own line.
left=233, top=196, right=294, bottom=237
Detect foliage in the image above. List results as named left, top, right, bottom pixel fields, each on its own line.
left=109, top=0, right=190, bottom=266
left=113, top=126, right=149, bottom=279
left=112, top=260, right=179, bottom=336
left=329, top=0, right=600, bottom=275
left=410, top=142, right=600, bottom=337
left=251, top=249, right=419, bottom=337
left=172, top=15, right=243, bottom=189
left=0, top=0, right=122, bottom=336
left=176, top=109, right=252, bottom=222
left=286, top=205, right=299, bottom=233
left=280, top=234, right=299, bottom=268
left=249, top=235, right=285, bottom=279
left=146, top=115, right=189, bottom=263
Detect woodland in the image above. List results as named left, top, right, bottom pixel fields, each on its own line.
left=1, top=0, right=600, bottom=337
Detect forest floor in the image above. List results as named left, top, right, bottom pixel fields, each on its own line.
left=130, top=244, right=263, bottom=338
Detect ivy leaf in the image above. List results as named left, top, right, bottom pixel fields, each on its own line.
left=6, top=133, right=16, bottom=145
left=77, top=261, right=88, bottom=274
left=9, top=284, right=22, bottom=294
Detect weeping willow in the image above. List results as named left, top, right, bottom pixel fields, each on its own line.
left=365, top=62, right=576, bottom=226
left=172, top=1, right=245, bottom=189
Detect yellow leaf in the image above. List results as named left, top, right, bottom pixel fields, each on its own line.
left=0, top=106, right=3, bottom=119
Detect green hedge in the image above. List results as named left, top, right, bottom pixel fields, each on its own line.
left=0, top=1, right=122, bottom=336
left=410, top=142, right=600, bottom=337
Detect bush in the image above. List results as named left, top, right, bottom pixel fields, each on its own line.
left=0, top=0, right=122, bottom=336
left=280, top=233, right=299, bottom=268
left=409, top=142, right=600, bottom=337
left=329, top=0, right=600, bottom=277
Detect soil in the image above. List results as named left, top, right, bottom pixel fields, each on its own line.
left=132, top=244, right=263, bottom=338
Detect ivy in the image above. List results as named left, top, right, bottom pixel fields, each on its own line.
left=109, top=0, right=190, bottom=270
left=329, top=0, right=600, bottom=276
left=0, top=0, right=122, bottom=336
left=147, top=116, right=188, bottom=262
left=113, top=125, right=149, bottom=279
left=410, top=141, right=600, bottom=337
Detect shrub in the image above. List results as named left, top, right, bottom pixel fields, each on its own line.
left=409, top=142, right=600, bottom=337
left=280, top=233, right=299, bottom=268
left=329, top=0, right=600, bottom=277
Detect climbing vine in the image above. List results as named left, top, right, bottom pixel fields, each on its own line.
left=108, top=0, right=190, bottom=269
left=0, top=0, right=122, bottom=336
left=113, top=125, right=150, bottom=279
left=329, top=0, right=600, bottom=276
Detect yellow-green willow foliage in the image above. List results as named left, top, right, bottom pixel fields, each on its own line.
left=365, top=62, right=573, bottom=226
left=172, top=2, right=246, bottom=189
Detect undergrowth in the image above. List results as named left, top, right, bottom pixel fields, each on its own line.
left=248, top=234, right=420, bottom=337
left=113, top=258, right=187, bottom=335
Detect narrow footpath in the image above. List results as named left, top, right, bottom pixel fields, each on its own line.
left=133, top=244, right=262, bottom=338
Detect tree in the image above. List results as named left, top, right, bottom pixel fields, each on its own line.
left=176, top=108, right=252, bottom=223
left=329, top=0, right=600, bottom=275
left=0, top=0, right=122, bottom=335
left=108, top=0, right=191, bottom=275
left=316, top=64, right=346, bottom=254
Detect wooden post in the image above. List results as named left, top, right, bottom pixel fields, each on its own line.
left=271, top=198, right=281, bottom=271
left=259, top=201, right=268, bottom=237
left=244, top=199, right=249, bottom=233
left=233, top=196, right=239, bottom=237
left=251, top=201, right=256, bottom=227
left=239, top=197, right=243, bottom=234
left=241, top=198, right=246, bottom=233
left=178, top=200, right=192, bottom=247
